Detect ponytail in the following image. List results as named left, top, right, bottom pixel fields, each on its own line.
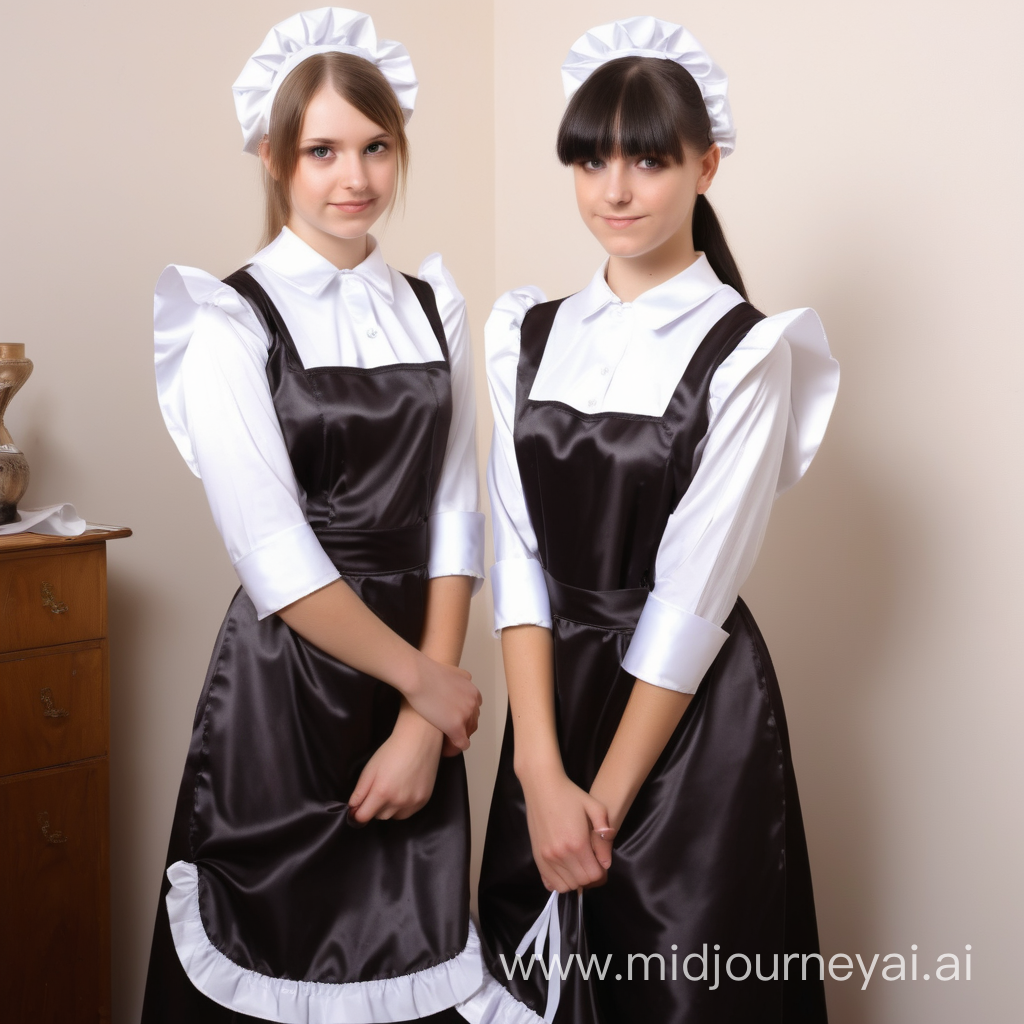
left=557, top=58, right=750, bottom=301
left=693, top=194, right=747, bottom=300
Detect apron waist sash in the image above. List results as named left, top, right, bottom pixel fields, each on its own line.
left=315, top=522, right=428, bottom=576
left=542, top=569, right=647, bottom=632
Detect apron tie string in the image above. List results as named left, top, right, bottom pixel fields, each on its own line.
left=514, top=889, right=565, bottom=1023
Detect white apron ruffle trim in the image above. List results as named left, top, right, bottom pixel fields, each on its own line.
left=165, top=860, right=484, bottom=1023
left=456, top=971, right=545, bottom=1024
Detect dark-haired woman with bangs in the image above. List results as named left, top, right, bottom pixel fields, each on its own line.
left=461, top=18, right=838, bottom=1024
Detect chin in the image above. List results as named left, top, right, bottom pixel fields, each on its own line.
left=322, top=218, right=374, bottom=240
left=598, top=235, right=651, bottom=259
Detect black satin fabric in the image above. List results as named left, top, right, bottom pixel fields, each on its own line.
left=141, top=272, right=470, bottom=1022
left=477, top=301, right=827, bottom=1023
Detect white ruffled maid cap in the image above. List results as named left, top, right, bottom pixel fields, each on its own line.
left=561, top=16, right=736, bottom=157
left=232, top=7, right=418, bottom=155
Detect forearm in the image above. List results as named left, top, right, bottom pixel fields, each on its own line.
left=280, top=570, right=480, bottom=753
left=350, top=577, right=475, bottom=820
left=590, top=680, right=693, bottom=827
left=401, top=574, right=474, bottom=740
left=501, top=624, right=563, bottom=782
left=503, top=625, right=614, bottom=890
left=277, top=578, right=421, bottom=694
left=419, top=575, right=473, bottom=666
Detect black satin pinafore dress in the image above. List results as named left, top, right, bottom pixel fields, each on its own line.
left=477, top=300, right=827, bottom=1023
left=142, top=271, right=477, bottom=1024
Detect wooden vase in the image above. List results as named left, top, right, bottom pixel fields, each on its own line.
left=0, top=343, right=32, bottom=525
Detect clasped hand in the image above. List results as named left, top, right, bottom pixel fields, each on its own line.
left=521, top=771, right=616, bottom=893
left=349, top=651, right=480, bottom=824
left=348, top=700, right=447, bottom=823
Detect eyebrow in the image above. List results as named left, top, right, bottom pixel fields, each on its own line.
left=300, top=132, right=393, bottom=146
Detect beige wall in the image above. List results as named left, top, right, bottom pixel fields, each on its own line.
left=495, top=3, right=1023, bottom=1022
left=1, top=3, right=498, bottom=1020
left=2, top=2, right=1020, bottom=1022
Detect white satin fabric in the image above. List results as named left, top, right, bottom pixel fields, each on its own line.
left=561, top=17, right=735, bottom=156
left=457, top=973, right=545, bottom=1024
left=486, top=255, right=839, bottom=694
left=233, top=7, right=418, bottom=154
left=165, top=861, right=484, bottom=1023
left=154, top=228, right=483, bottom=619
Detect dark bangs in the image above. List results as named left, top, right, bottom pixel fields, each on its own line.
left=556, top=56, right=712, bottom=166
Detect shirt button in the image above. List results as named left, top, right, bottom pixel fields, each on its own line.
left=587, top=398, right=597, bottom=408
left=600, top=366, right=610, bottom=376
left=366, top=326, right=379, bottom=338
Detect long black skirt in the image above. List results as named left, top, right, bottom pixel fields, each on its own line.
left=141, top=567, right=478, bottom=1023
left=474, top=596, right=827, bottom=1023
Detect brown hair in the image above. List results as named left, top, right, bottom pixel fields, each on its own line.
left=259, top=52, right=409, bottom=248
left=556, top=56, right=747, bottom=300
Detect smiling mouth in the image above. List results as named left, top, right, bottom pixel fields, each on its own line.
left=600, top=215, right=644, bottom=229
left=330, top=199, right=377, bottom=213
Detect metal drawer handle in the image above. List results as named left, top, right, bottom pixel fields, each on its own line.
left=37, top=811, right=68, bottom=845
left=41, top=582, right=68, bottom=614
left=40, top=687, right=69, bottom=718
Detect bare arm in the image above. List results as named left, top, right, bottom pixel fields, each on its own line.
left=419, top=575, right=475, bottom=758
left=420, top=574, right=474, bottom=667
left=503, top=625, right=560, bottom=777
left=503, top=624, right=611, bottom=892
left=347, top=575, right=475, bottom=822
left=588, top=681, right=693, bottom=864
left=277, top=578, right=480, bottom=750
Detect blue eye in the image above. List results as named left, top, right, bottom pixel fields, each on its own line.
left=311, top=146, right=331, bottom=159
left=366, top=141, right=387, bottom=154
left=639, top=157, right=660, bottom=169
left=583, top=159, right=604, bottom=171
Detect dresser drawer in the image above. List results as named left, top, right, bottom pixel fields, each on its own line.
left=0, top=760, right=111, bottom=1022
left=0, top=546, right=106, bottom=653
left=0, top=645, right=107, bottom=776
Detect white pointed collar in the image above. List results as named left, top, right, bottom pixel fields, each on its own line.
left=251, top=227, right=394, bottom=302
left=578, top=252, right=730, bottom=330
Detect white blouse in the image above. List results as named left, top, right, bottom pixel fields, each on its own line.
left=486, top=254, right=839, bottom=694
left=154, top=227, right=484, bottom=620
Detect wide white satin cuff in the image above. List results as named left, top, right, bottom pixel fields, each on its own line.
left=491, top=558, right=552, bottom=635
left=428, top=511, right=485, bottom=594
left=233, top=522, right=340, bottom=620
left=622, top=592, right=728, bottom=694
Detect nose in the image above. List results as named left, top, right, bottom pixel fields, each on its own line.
left=337, top=151, right=369, bottom=192
left=604, top=161, right=631, bottom=206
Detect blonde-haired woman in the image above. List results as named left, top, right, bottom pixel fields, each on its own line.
left=143, top=10, right=484, bottom=1022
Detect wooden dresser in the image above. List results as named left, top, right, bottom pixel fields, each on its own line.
left=0, top=526, right=131, bottom=1024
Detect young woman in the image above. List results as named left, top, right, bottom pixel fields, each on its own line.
left=462, top=17, right=839, bottom=1024
left=143, top=9, right=485, bottom=1022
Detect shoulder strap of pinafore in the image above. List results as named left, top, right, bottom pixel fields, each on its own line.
left=401, top=273, right=450, bottom=364
left=667, top=300, right=767, bottom=491
left=516, top=298, right=567, bottom=413
left=222, top=267, right=304, bottom=367
left=224, top=267, right=451, bottom=367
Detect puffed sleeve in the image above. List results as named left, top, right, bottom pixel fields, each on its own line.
left=418, top=255, right=485, bottom=590
left=484, top=286, right=551, bottom=633
left=621, top=308, right=839, bottom=694
left=154, top=266, right=341, bottom=618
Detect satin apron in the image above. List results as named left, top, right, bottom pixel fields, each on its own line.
left=142, top=271, right=472, bottom=1024
left=477, top=301, right=828, bottom=1023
